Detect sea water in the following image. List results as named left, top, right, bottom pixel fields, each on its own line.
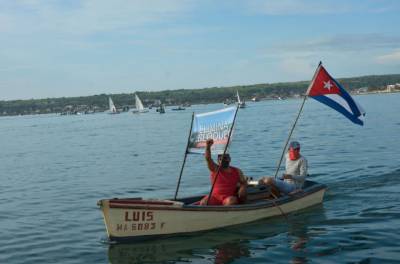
left=0, top=93, right=399, bottom=263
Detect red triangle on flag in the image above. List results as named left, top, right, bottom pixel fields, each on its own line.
left=307, top=66, right=341, bottom=96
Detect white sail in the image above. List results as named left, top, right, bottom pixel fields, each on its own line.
left=109, top=97, right=117, bottom=113
left=236, top=90, right=241, bottom=104
left=135, top=94, right=145, bottom=111
left=236, top=91, right=246, bottom=108
left=132, top=93, right=149, bottom=113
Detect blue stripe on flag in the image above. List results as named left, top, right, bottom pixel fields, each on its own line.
left=331, top=79, right=362, bottom=117
left=312, top=95, right=364, bottom=125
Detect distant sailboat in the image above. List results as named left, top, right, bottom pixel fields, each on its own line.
left=108, top=97, right=119, bottom=114
left=132, top=94, right=149, bottom=114
left=237, top=91, right=246, bottom=108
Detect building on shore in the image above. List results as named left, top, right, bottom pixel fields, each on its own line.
left=386, top=83, right=400, bottom=92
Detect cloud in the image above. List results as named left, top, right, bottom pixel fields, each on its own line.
left=63, top=0, right=193, bottom=35
left=257, top=34, right=400, bottom=73
left=244, top=0, right=400, bottom=15
left=0, top=0, right=194, bottom=36
left=278, top=57, right=316, bottom=80
left=376, top=50, right=400, bottom=64
left=257, top=33, right=400, bottom=80
left=245, top=0, right=354, bottom=15
left=276, top=34, right=400, bottom=54
left=0, top=14, right=13, bottom=32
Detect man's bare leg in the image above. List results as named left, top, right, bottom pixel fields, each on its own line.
left=222, top=196, right=239, bottom=205
left=261, top=177, right=281, bottom=198
left=238, top=185, right=247, bottom=203
left=199, top=196, right=208, bottom=205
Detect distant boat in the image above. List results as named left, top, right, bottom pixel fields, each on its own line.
left=251, top=96, right=259, bottom=102
left=223, top=99, right=233, bottom=107
left=132, top=94, right=149, bottom=114
left=156, top=104, right=166, bottom=114
left=172, top=105, right=185, bottom=111
left=237, top=91, right=246, bottom=108
left=108, top=97, right=120, bottom=114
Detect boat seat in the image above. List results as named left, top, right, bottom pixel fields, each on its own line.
left=246, top=184, right=272, bottom=202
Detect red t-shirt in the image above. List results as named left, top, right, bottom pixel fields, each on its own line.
left=208, top=166, right=240, bottom=205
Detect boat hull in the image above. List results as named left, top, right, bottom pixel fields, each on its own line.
left=131, top=110, right=149, bottom=114
left=98, top=181, right=326, bottom=242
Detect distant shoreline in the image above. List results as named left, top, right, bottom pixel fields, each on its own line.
left=1, top=73, right=400, bottom=116
left=0, top=89, right=398, bottom=118
left=353, top=90, right=400, bottom=96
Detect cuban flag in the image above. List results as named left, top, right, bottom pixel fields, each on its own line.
left=307, top=63, right=366, bottom=125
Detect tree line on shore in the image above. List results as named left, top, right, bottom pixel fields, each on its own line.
left=1, top=73, right=399, bottom=116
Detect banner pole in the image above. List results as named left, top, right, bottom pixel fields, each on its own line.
left=174, top=112, right=195, bottom=200
left=206, top=106, right=239, bottom=205
left=273, top=61, right=321, bottom=179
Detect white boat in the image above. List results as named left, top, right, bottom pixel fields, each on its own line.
left=108, top=97, right=120, bottom=114
left=237, top=91, right=246, bottom=108
left=98, top=180, right=326, bottom=242
left=132, top=94, right=149, bottom=114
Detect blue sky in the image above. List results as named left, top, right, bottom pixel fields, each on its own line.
left=0, top=0, right=399, bottom=100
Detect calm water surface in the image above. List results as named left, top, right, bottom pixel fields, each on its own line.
left=1, top=93, right=399, bottom=263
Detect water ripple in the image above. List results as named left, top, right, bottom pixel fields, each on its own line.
left=1, top=94, right=400, bottom=263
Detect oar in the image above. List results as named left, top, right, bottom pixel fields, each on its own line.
left=250, top=180, right=290, bottom=222
left=268, top=192, right=289, bottom=222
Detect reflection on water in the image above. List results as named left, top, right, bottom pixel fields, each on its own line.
left=108, top=205, right=327, bottom=264
left=108, top=231, right=255, bottom=263
left=288, top=220, right=310, bottom=264
left=108, top=231, right=254, bottom=264
left=214, top=242, right=250, bottom=264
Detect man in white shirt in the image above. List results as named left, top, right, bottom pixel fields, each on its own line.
left=259, top=141, right=308, bottom=195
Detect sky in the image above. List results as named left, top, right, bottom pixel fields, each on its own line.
left=0, top=0, right=399, bottom=100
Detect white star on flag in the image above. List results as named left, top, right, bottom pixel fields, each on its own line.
left=324, top=80, right=333, bottom=90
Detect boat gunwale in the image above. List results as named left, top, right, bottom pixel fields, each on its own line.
left=105, top=186, right=326, bottom=242
left=104, top=182, right=326, bottom=212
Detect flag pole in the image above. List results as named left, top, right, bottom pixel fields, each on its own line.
left=273, top=61, right=322, bottom=179
left=174, top=112, right=195, bottom=200
left=206, top=106, right=239, bottom=205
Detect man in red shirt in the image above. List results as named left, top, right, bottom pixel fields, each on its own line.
left=199, top=139, right=247, bottom=206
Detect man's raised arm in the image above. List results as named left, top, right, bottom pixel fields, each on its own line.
left=205, top=139, right=217, bottom=172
